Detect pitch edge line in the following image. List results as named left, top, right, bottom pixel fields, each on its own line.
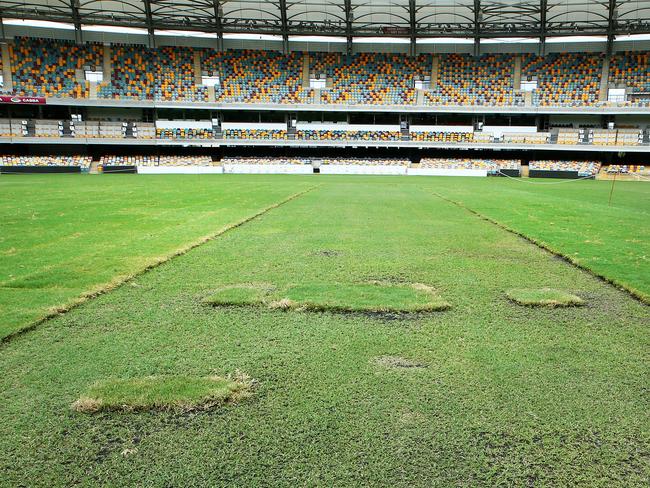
left=1, top=184, right=320, bottom=347
left=430, top=191, right=650, bottom=306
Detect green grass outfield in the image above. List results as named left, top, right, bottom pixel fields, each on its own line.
left=1, top=174, right=648, bottom=486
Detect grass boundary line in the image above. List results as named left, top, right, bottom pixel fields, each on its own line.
left=1, top=185, right=319, bottom=346
left=431, top=191, right=650, bottom=306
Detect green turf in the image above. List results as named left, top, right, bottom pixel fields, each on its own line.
left=432, top=177, right=650, bottom=302
left=204, top=283, right=274, bottom=306
left=73, top=375, right=248, bottom=413
left=506, top=287, right=585, bottom=307
left=280, top=282, right=450, bottom=312
left=205, top=282, right=450, bottom=312
left=0, top=175, right=648, bottom=486
left=0, top=174, right=313, bottom=338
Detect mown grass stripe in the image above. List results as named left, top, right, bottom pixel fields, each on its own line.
left=431, top=190, right=650, bottom=305
left=0, top=185, right=319, bottom=346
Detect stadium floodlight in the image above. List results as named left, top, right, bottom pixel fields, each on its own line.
left=416, top=37, right=473, bottom=44
left=289, top=36, right=348, bottom=43
left=545, top=35, right=608, bottom=43
left=82, top=25, right=148, bottom=35
left=155, top=30, right=218, bottom=39
left=2, top=19, right=75, bottom=30
left=353, top=37, right=411, bottom=44
left=222, top=33, right=283, bottom=41
left=482, top=37, right=539, bottom=44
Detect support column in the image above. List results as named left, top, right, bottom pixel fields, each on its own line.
left=1, top=42, right=13, bottom=92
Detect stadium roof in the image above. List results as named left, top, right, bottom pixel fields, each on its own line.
left=0, top=1, right=648, bottom=44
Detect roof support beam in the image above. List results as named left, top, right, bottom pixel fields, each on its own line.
left=279, top=0, right=289, bottom=53
left=212, top=0, right=224, bottom=51
left=607, top=0, right=617, bottom=56
left=539, top=0, right=547, bottom=55
left=69, top=0, right=82, bottom=44
left=344, top=0, right=353, bottom=55
left=409, top=0, right=416, bottom=57
left=473, top=0, right=481, bottom=56
left=143, top=0, right=155, bottom=48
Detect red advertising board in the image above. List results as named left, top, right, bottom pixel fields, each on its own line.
left=0, top=95, right=46, bottom=104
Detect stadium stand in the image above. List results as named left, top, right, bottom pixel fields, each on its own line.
left=605, top=164, right=647, bottom=174
left=223, top=129, right=288, bottom=140
left=221, top=157, right=311, bottom=165
left=424, top=54, right=521, bottom=106
left=529, top=160, right=601, bottom=176
left=143, top=156, right=215, bottom=166
left=501, top=132, right=550, bottom=144
left=155, top=46, right=206, bottom=102
left=311, top=52, right=430, bottom=105
left=3, top=37, right=650, bottom=111
left=0, top=119, right=20, bottom=137
left=410, top=131, right=474, bottom=143
left=202, top=49, right=313, bottom=104
left=420, top=158, right=519, bottom=172
left=0, top=155, right=91, bottom=167
left=157, top=128, right=217, bottom=139
left=99, top=155, right=157, bottom=167
left=98, top=44, right=155, bottom=100
left=320, top=158, right=408, bottom=166
left=9, top=37, right=102, bottom=98
left=296, top=130, right=401, bottom=141
left=609, top=52, right=650, bottom=100
left=522, top=53, right=602, bottom=106
left=556, top=128, right=582, bottom=145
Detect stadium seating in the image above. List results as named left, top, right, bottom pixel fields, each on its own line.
left=522, top=53, right=602, bottom=106
left=609, top=52, right=650, bottom=98
left=501, top=132, right=550, bottom=144
left=311, top=52, right=430, bottom=105
left=203, top=50, right=313, bottom=104
left=556, top=128, right=581, bottom=145
left=223, top=129, right=288, bottom=140
left=98, top=44, right=155, bottom=100
left=154, top=46, right=207, bottom=102
left=296, top=130, right=400, bottom=141
left=420, top=158, right=519, bottom=173
left=99, top=155, right=157, bottom=167
left=148, top=156, right=215, bottom=166
left=5, top=37, right=650, bottom=110
left=0, top=119, right=20, bottom=137
left=529, top=160, right=601, bottom=176
left=9, top=37, right=102, bottom=98
left=605, top=164, right=647, bottom=174
left=410, top=132, right=474, bottom=143
left=0, top=155, right=91, bottom=167
left=320, top=158, right=408, bottom=166
left=616, top=129, right=644, bottom=145
left=424, top=54, right=521, bottom=106
left=221, top=157, right=311, bottom=165
left=157, top=128, right=217, bottom=139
